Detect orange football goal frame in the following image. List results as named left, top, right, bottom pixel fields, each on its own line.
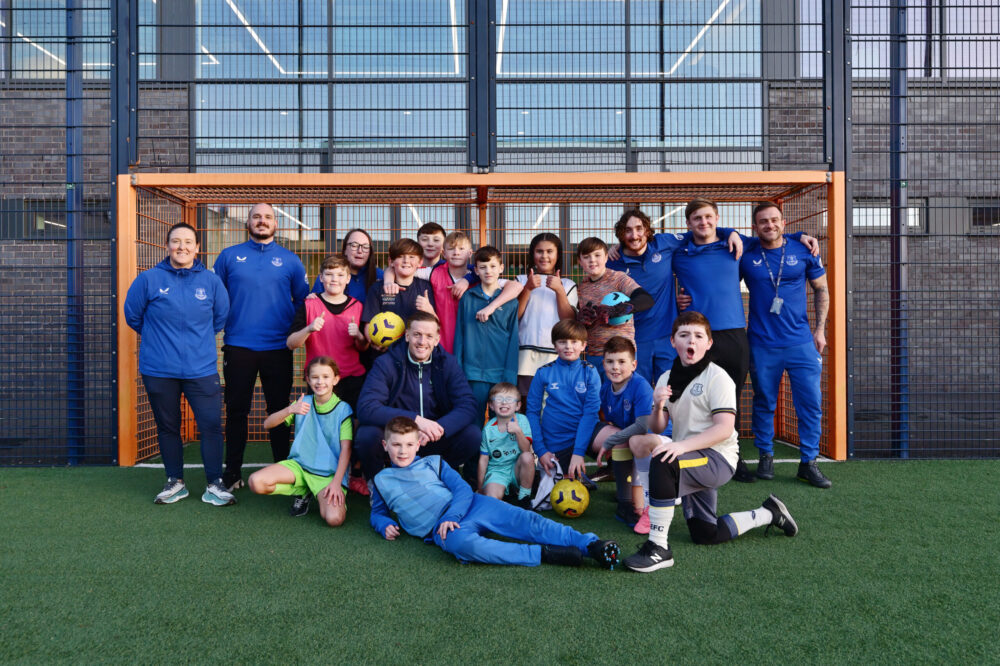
left=116, top=171, right=847, bottom=465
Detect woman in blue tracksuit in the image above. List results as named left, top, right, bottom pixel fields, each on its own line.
left=124, top=223, right=234, bottom=507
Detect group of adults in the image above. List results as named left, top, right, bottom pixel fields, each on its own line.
left=125, top=198, right=831, bottom=507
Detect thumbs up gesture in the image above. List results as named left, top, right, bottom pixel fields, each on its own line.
left=526, top=268, right=542, bottom=291
left=546, top=269, right=565, bottom=295
left=310, top=309, right=326, bottom=332
left=290, top=394, right=311, bottom=416
left=416, top=289, right=434, bottom=314
left=347, top=315, right=360, bottom=338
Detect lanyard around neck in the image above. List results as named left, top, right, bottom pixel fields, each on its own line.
left=760, top=238, right=787, bottom=293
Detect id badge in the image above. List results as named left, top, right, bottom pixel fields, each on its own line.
left=769, top=296, right=784, bottom=315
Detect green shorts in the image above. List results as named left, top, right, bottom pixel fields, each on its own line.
left=276, top=459, right=345, bottom=498
left=483, top=463, right=518, bottom=493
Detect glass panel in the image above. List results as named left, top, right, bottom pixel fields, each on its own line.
left=630, top=0, right=761, bottom=78
left=333, top=0, right=465, bottom=77
left=632, top=82, right=761, bottom=148
left=496, top=0, right=623, bottom=77
left=332, top=83, right=465, bottom=147
left=11, top=0, right=109, bottom=80
left=497, top=83, right=625, bottom=147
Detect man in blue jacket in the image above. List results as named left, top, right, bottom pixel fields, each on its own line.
left=214, top=203, right=310, bottom=490
left=354, top=311, right=481, bottom=483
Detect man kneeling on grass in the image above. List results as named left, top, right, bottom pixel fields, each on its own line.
left=370, top=416, right=620, bottom=569
left=623, top=311, right=799, bottom=573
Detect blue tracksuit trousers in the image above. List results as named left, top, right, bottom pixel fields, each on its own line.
left=749, top=341, right=823, bottom=461
left=432, top=495, right=597, bottom=566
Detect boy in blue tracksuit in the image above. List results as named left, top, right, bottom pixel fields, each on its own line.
left=213, top=203, right=310, bottom=489
left=371, top=417, right=620, bottom=569
left=526, top=319, right=602, bottom=483
left=453, top=246, right=520, bottom=420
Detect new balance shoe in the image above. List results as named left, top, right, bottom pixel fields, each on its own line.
left=541, top=545, right=583, bottom=567
left=586, top=539, right=620, bottom=570
left=202, top=480, right=237, bottom=507
left=756, top=454, right=775, bottom=480
left=797, top=460, right=832, bottom=489
left=763, top=494, right=798, bottom=537
left=733, top=457, right=757, bottom=483
left=347, top=475, right=370, bottom=497
left=289, top=494, right=311, bottom=517
left=633, top=506, right=650, bottom=535
left=614, top=502, right=640, bottom=527
left=154, top=478, right=188, bottom=504
left=623, top=540, right=674, bottom=572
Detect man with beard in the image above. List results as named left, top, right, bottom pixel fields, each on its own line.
left=214, top=203, right=309, bottom=490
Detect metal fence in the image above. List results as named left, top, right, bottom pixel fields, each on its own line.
left=1, top=1, right=998, bottom=463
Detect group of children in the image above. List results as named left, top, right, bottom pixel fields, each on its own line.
left=242, top=221, right=799, bottom=573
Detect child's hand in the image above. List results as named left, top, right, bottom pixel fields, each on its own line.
left=538, top=451, right=556, bottom=475
left=595, top=446, right=609, bottom=468
left=450, top=278, right=470, bottom=299
left=289, top=394, right=311, bottom=415
left=305, top=292, right=319, bottom=300
left=384, top=524, right=400, bottom=540
left=347, top=316, right=360, bottom=338
left=567, top=454, right=586, bottom=481
left=525, top=269, right=543, bottom=291
left=653, top=385, right=672, bottom=408
left=545, top=270, right=564, bottom=294
left=476, top=304, right=495, bottom=322
left=309, top=310, right=326, bottom=332
left=505, top=418, right=522, bottom=437
left=415, top=289, right=434, bottom=314
left=651, top=435, right=684, bottom=463
left=437, top=520, right=460, bottom=540
left=319, top=482, right=344, bottom=507
left=676, top=287, right=692, bottom=311
left=383, top=280, right=400, bottom=295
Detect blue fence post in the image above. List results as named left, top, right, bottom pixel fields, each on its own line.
left=66, top=2, right=84, bottom=465
left=889, top=0, right=910, bottom=458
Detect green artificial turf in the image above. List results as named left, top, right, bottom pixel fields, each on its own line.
left=1, top=455, right=998, bottom=664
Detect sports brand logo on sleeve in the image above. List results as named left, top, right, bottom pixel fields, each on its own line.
left=158, top=287, right=170, bottom=295
left=236, top=256, right=247, bottom=262
left=547, top=382, right=560, bottom=391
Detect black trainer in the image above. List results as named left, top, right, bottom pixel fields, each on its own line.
left=541, top=545, right=583, bottom=567
left=614, top=502, right=640, bottom=527
left=623, top=540, right=674, bottom=572
left=289, top=494, right=311, bottom=517
left=756, top=454, right=775, bottom=480
left=733, top=457, right=757, bottom=483
left=762, top=494, right=798, bottom=537
left=797, top=460, right=832, bottom=489
left=586, top=539, right=621, bottom=570
left=516, top=494, right=534, bottom=511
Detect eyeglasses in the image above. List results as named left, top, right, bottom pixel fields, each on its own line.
left=492, top=396, right=518, bottom=405
left=346, top=241, right=371, bottom=252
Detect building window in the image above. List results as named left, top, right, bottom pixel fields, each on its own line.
left=852, top=199, right=926, bottom=234
left=970, top=199, right=1000, bottom=233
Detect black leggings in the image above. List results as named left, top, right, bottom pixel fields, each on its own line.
left=649, top=455, right=733, bottom=546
